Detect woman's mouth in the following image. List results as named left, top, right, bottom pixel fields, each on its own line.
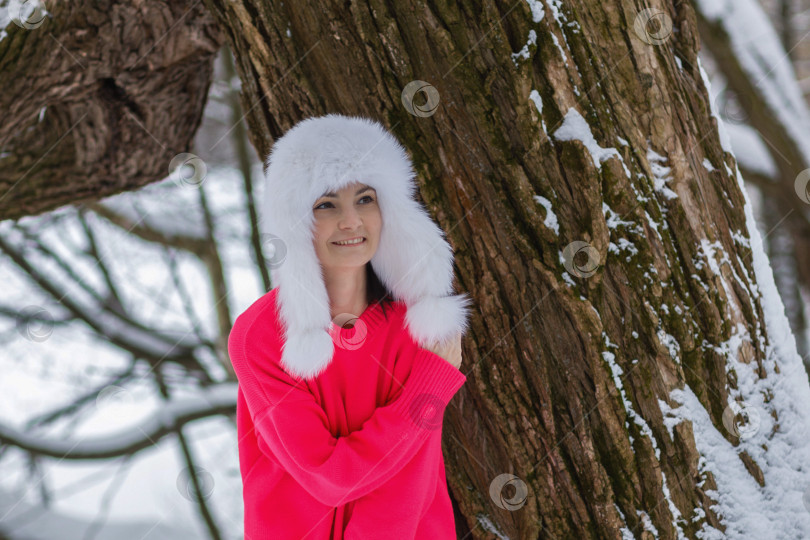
left=332, top=237, right=366, bottom=246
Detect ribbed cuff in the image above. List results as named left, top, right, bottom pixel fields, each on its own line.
left=392, top=348, right=467, bottom=432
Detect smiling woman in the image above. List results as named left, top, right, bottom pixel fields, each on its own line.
left=230, top=113, right=473, bottom=539
left=310, top=181, right=382, bottom=321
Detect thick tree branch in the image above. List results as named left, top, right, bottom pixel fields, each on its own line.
left=0, top=0, right=224, bottom=220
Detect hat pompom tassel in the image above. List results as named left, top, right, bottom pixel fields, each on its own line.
left=280, top=329, right=335, bottom=380
left=404, top=293, right=474, bottom=348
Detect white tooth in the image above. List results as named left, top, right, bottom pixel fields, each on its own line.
left=335, top=238, right=364, bottom=245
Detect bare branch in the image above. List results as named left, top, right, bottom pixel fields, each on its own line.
left=0, top=383, right=236, bottom=460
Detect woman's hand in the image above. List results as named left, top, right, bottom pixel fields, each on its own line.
left=421, top=333, right=462, bottom=370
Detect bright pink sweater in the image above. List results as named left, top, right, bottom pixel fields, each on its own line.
left=228, top=287, right=467, bottom=539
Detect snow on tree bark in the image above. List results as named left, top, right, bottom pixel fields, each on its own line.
left=694, top=0, right=810, bottom=374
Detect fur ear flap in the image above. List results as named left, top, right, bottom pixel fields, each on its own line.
left=279, top=329, right=335, bottom=380
left=403, top=293, right=474, bottom=348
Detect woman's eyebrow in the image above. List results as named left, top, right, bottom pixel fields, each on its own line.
left=319, top=186, right=375, bottom=198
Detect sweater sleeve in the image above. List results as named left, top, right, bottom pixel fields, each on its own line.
left=228, top=317, right=467, bottom=508
left=343, top=431, right=443, bottom=538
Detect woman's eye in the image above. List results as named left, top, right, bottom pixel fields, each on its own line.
left=315, top=197, right=374, bottom=210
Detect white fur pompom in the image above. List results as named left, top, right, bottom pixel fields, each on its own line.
left=404, top=293, right=474, bottom=348
left=280, top=328, right=335, bottom=380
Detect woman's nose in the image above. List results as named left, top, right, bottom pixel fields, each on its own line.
left=338, top=208, right=362, bottom=228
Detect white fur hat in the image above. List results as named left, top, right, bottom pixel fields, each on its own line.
left=260, top=113, right=473, bottom=380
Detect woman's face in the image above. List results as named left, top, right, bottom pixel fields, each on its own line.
left=311, top=181, right=381, bottom=271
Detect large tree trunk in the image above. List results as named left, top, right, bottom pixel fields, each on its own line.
left=0, top=0, right=224, bottom=220
left=198, top=0, right=810, bottom=537
left=195, top=1, right=724, bottom=537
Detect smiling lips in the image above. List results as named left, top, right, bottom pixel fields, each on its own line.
left=332, top=237, right=366, bottom=246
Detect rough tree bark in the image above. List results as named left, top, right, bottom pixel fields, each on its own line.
left=0, top=0, right=224, bottom=220
left=192, top=1, right=772, bottom=538
left=200, top=0, right=791, bottom=537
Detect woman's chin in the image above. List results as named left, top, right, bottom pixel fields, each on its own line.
left=323, top=252, right=373, bottom=268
